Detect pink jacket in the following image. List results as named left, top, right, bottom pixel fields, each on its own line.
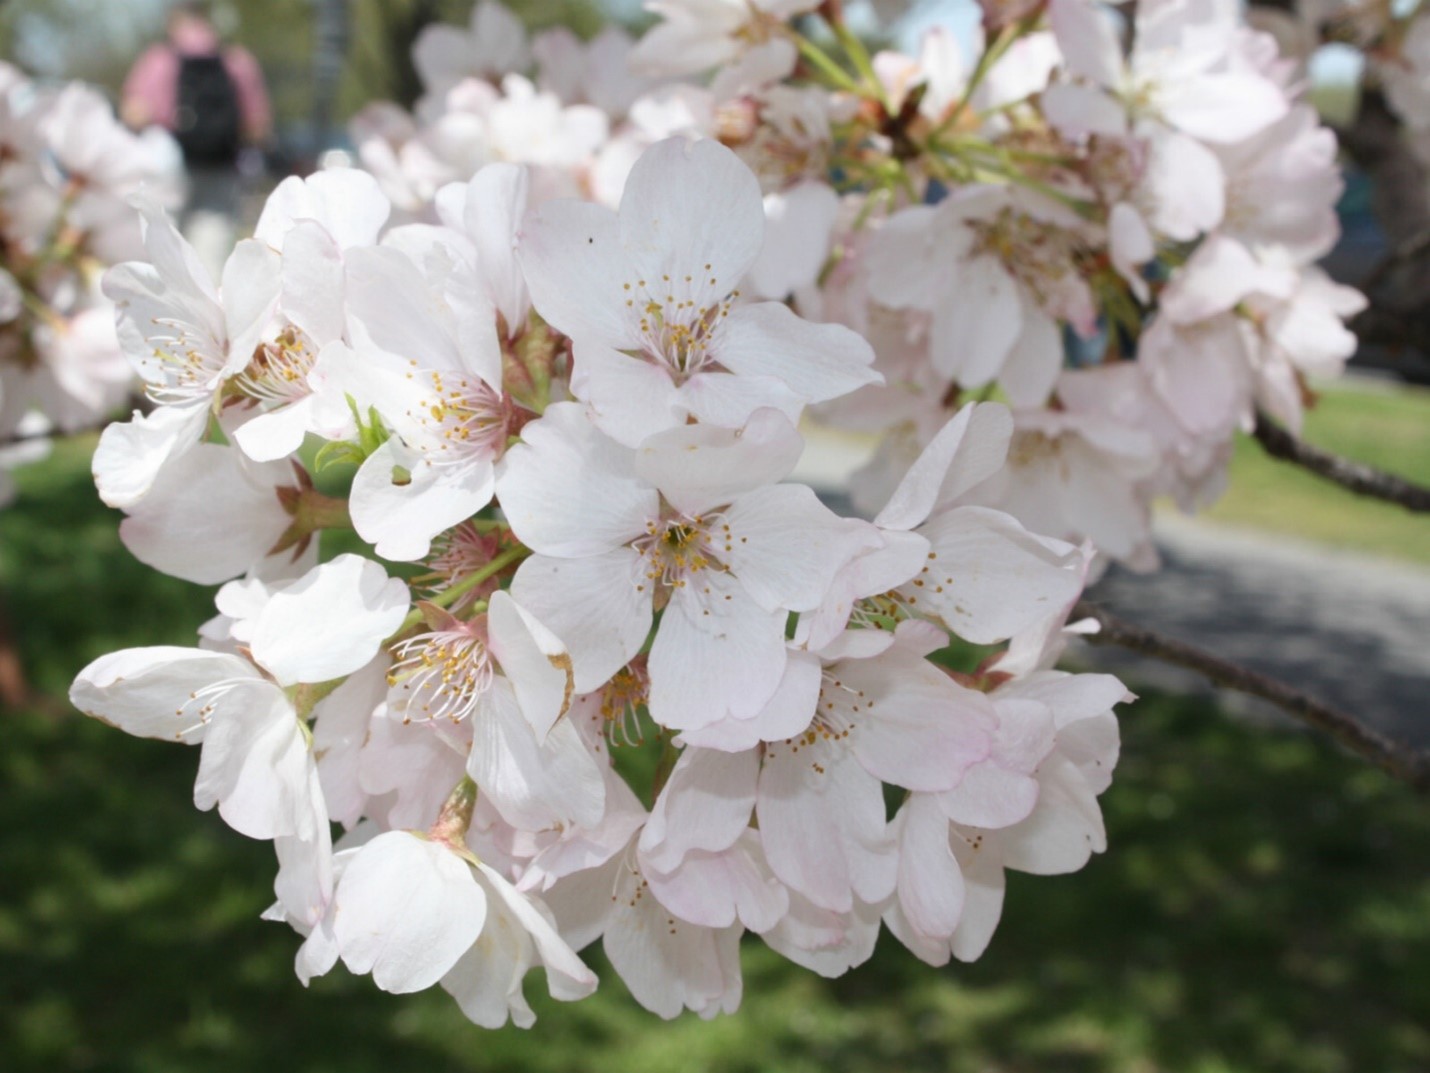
left=122, top=22, right=271, bottom=140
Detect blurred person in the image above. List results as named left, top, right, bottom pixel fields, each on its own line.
left=121, top=1, right=272, bottom=276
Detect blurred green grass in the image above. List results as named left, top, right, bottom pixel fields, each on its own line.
left=1201, top=381, right=1430, bottom=564
left=1, top=421, right=1428, bottom=1073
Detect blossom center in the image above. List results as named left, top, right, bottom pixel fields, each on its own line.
left=234, top=325, right=316, bottom=405
left=387, top=622, right=494, bottom=723
left=406, top=368, right=511, bottom=463
left=621, top=269, right=736, bottom=382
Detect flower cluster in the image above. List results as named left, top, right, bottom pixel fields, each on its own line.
left=350, top=0, right=1365, bottom=572
left=0, top=63, right=181, bottom=502
left=70, top=0, right=1369, bottom=1026
left=72, top=129, right=1129, bottom=1023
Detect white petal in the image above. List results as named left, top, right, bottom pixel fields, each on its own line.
left=334, top=831, right=487, bottom=993
left=509, top=549, right=652, bottom=693
left=874, top=402, right=1013, bottom=532
left=517, top=198, right=635, bottom=349
left=487, top=590, right=574, bottom=739
left=723, top=484, right=878, bottom=612
left=69, top=646, right=257, bottom=742
left=635, top=408, right=803, bottom=516
left=757, top=738, right=896, bottom=912
left=716, top=302, right=879, bottom=406
left=118, top=443, right=290, bottom=584
left=907, top=506, right=1082, bottom=644
left=618, top=137, right=765, bottom=303
left=250, top=554, right=410, bottom=686
left=639, top=746, right=760, bottom=873
left=648, top=575, right=788, bottom=731
left=349, top=439, right=495, bottom=562
left=496, top=401, right=657, bottom=556
left=467, top=678, right=604, bottom=831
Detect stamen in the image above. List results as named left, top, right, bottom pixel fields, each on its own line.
left=386, top=623, right=494, bottom=724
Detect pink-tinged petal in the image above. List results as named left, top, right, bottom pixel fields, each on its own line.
left=679, top=648, right=822, bottom=752
left=619, top=137, right=765, bottom=302
left=1054, top=711, right=1120, bottom=794
left=1049, top=0, right=1123, bottom=84
left=893, top=793, right=965, bottom=939
left=358, top=711, right=468, bottom=831
left=487, top=591, right=573, bottom=739
left=640, top=746, right=760, bottom=873
left=255, top=169, right=391, bottom=251
left=345, top=245, right=464, bottom=367
left=497, top=401, right=658, bottom=556
left=69, top=646, right=258, bottom=742
left=509, top=550, right=652, bottom=692
left=716, top=302, right=879, bottom=405
left=675, top=365, right=805, bottom=431
left=334, top=832, right=487, bottom=993
left=1161, top=234, right=1294, bottom=323
left=231, top=395, right=317, bottom=463
left=724, top=484, right=880, bottom=613
left=864, top=205, right=947, bottom=310
left=757, top=737, right=896, bottom=912
left=834, top=646, right=995, bottom=792
left=603, top=868, right=744, bottom=1020
left=1000, top=309, right=1063, bottom=409
left=569, top=340, right=684, bottom=447
left=250, top=555, right=410, bottom=686
left=1140, top=313, right=1251, bottom=438
left=192, top=687, right=316, bottom=840
left=929, top=256, right=1021, bottom=385
left=350, top=439, right=495, bottom=562
left=938, top=698, right=1055, bottom=829
left=643, top=831, right=788, bottom=932
left=453, top=162, right=531, bottom=331
left=295, top=914, right=340, bottom=985
left=1001, top=755, right=1106, bottom=874
left=1161, top=72, right=1288, bottom=144
left=1041, top=82, right=1128, bottom=138
left=311, top=657, right=388, bottom=829
left=949, top=832, right=1006, bottom=962
left=648, top=574, right=787, bottom=730
left=92, top=402, right=210, bottom=509
left=476, top=863, right=598, bottom=1003
left=761, top=890, right=882, bottom=977
left=875, top=402, right=1013, bottom=532
left=747, top=181, right=840, bottom=299
left=131, top=198, right=220, bottom=302
left=517, top=198, right=635, bottom=349
left=907, top=506, right=1082, bottom=644
left=1109, top=202, right=1154, bottom=302
left=221, top=240, right=283, bottom=369
left=468, top=678, right=605, bottom=831
left=997, top=670, right=1132, bottom=727
left=635, top=408, right=803, bottom=516
left=1142, top=128, right=1224, bottom=241
left=439, top=882, right=537, bottom=1029
left=274, top=823, right=334, bottom=933
left=118, top=443, right=290, bottom=584
left=794, top=532, right=930, bottom=653
left=279, top=220, right=346, bottom=345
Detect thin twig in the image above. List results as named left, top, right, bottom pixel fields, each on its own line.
left=1073, top=600, right=1430, bottom=792
left=1251, top=409, right=1430, bottom=513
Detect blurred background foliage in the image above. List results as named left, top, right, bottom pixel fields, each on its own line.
left=0, top=0, right=614, bottom=152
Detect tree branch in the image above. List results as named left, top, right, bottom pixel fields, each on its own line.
left=1073, top=600, right=1430, bottom=791
left=1250, top=408, right=1430, bottom=513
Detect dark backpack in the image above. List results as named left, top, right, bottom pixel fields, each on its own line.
left=173, top=52, right=242, bottom=165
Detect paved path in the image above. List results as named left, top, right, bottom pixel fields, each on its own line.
left=1081, top=515, right=1430, bottom=748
